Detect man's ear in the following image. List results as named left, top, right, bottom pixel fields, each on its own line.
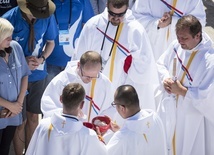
left=120, top=105, right=126, bottom=113
left=119, top=105, right=127, bottom=118
left=80, top=101, right=84, bottom=109
left=60, top=95, right=63, bottom=104
left=77, top=62, right=80, bottom=68
left=195, top=32, right=201, bottom=39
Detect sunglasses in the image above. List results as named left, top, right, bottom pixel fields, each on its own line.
left=108, top=9, right=127, bottom=17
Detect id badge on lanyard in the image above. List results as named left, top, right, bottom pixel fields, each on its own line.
left=59, top=30, right=70, bottom=45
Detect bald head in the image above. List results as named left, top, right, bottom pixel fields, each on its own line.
left=114, top=85, right=139, bottom=108
left=80, top=51, right=102, bottom=67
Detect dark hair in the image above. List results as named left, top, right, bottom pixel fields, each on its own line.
left=176, top=15, right=202, bottom=38
left=107, top=0, right=129, bottom=8
left=61, top=83, right=85, bottom=110
left=114, top=85, right=139, bottom=107
left=80, top=51, right=102, bottom=67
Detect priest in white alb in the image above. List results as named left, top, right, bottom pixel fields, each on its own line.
left=73, top=0, right=159, bottom=111
left=157, top=15, right=214, bottom=155
left=106, top=85, right=167, bottom=155
left=41, top=51, right=115, bottom=122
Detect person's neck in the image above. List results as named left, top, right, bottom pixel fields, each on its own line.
left=21, top=11, right=36, bottom=23
left=62, top=109, right=78, bottom=116
left=126, top=108, right=141, bottom=119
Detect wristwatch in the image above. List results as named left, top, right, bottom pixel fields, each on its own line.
left=41, top=55, right=46, bottom=64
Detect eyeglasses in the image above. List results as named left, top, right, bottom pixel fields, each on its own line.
left=108, top=9, right=127, bottom=17
left=80, top=67, right=100, bottom=79
left=111, top=101, right=124, bottom=108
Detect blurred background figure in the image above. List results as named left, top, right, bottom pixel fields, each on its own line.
left=132, top=0, right=206, bottom=61
left=0, top=0, right=17, bottom=16
left=45, top=0, right=94, bottom=86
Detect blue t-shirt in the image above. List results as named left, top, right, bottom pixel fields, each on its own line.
left=46, top=0, right=94, bottom=67
left=2, top=7, right=58, bottom=82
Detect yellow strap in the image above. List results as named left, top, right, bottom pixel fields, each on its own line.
left=87, top=79, right=96, bottom=122
left=48, top=124, right=53, bottom=141
left=180, top=51, right=198, bottom=84
left=173, top=50, right=198, bottom=155
left=109, top=23, right=124, bottom=81
left=166, top=28, right=170, bottom=41
left=171, top=0, right=178, bottom=15
left=143, top=133, right=148, bottom=143
left=167, top=0, right=178, bottom=41
left=172, top=133, right=176, bottom=155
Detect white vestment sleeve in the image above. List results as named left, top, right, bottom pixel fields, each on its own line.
left=132, top=0, right=159, bottom=31
left=184, top=75, right=214, bottom=125
left=73, top=20, right=95, bottom=60
left=81, top=134, right=108, bottom=155
left=41, top=77, right=65, bottom=118
left=107, top=132, right=125, bottom=155
left=25, top=124, right=40, bottom=155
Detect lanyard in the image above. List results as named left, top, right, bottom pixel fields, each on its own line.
left=54, top=0, right=72, bottom=29
left=100, top=22, right=124, bottom=71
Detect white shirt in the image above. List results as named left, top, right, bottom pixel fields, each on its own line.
left=26, top=112, right=107, bottom=155
left=107, top=109, right=167, bottom=155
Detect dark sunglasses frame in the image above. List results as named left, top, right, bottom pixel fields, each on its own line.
left=108, top=9, right=127, bottom=17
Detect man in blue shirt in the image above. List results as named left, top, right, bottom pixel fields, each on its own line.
left=45, top=0, right=94, bottom=85
left=2, top=0, right=58, bottom=154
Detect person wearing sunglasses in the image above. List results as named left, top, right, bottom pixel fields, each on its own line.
left=90, top=0, right=136, bottom=15
left=73, top=0, right=159, bottom=112
left=41, top=51, right=115, bottom=123
left=106, top=85, right=167, bottom=155
left=132, top=0, right=206, bottom=61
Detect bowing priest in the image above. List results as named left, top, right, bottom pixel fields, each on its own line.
left=41, top=51, right=115, bottom=122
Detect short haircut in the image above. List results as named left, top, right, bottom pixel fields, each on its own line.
left=80, top=51, right=102, bottom=67
left=0, top=18, right=14, bottom=44
left=114, top=85, right=139, bottom=107
left=107, top=0, right=129, bottom=8
left=61, top=83, right=85, bottom=110
left=176, top=15, right=202, bottom=38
